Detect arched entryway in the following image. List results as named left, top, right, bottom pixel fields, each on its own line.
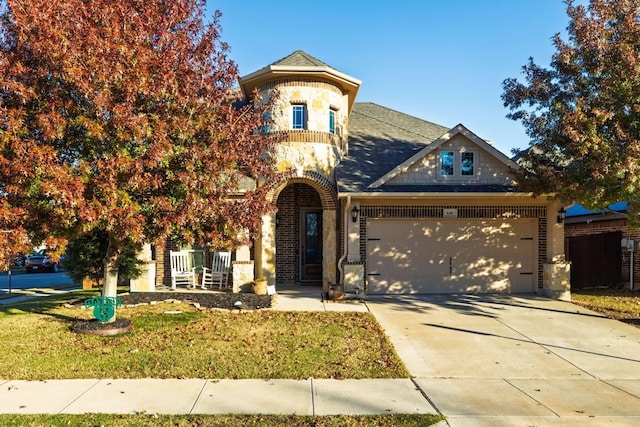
left=265, top=172, right=338, bottom=289
left=275, top=183, right=323, bottom=285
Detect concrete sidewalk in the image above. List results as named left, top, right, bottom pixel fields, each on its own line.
left=0, top=378, right=436, bottom=416
left=273, top=287, right=369, bottom=312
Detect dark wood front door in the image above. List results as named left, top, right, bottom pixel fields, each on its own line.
left=301, top=209, right=322, bottom=282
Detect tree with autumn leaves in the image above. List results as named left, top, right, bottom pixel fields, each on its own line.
left=0, top=0, right=278, bottom=320
left=503, top=0, right=640, bottom=224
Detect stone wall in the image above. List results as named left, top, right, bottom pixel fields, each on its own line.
left=262, top=80, right=348, bottom=134
left=543, top=259, right=571, bottom=300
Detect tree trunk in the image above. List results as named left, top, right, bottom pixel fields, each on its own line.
left=101, top=232, right=121, bottom=323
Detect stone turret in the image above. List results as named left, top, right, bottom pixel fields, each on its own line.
left=239, top=51, right=361, bottom=177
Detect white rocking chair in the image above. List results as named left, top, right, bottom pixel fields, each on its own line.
left=201, top=251, right=231, bottom=289
left=169, top=250, right=197, bottom=290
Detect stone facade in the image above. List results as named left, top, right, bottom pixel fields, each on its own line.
left=264, top=80, right=348, bottom=134
left=543, top=259, right=572, bottom=301
left=232, top=261, right=254, bottom=293
left=344, top=263, right=365, bottom=293
left=241, top=66, right=350, bottom=290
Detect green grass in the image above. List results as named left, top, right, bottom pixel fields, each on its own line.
left=0, top=291, right=440, bottom=425
left=572, top=288, right=640, bottom=327
left=0, top=414, right=445, bottom=426
left=0, top=290, right=408, bottom=380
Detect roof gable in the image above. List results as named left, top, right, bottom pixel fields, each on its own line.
left=336, top=103, right=448, bottom=192
left=368, top=124, right=518, bottom=189
left=337, top=107, right=520, bottom=194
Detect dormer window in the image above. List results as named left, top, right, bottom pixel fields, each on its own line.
left=292, top=104, right=306, bottom=130
left=329, top=109, right=337, bottom=134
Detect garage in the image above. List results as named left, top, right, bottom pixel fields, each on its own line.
left=366, top=218, right=536, bottom=294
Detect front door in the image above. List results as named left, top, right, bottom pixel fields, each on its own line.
left=301, top=209, right=322, bottom=283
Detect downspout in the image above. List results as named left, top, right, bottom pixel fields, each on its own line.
left=337, top=195, right=351, bottom=285
left=631, top=247, right=634, bottom=291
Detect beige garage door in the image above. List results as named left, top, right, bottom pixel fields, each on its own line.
left=366, top=219, right=536, bottom=294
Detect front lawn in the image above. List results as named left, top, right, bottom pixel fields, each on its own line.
left=572, top=288, right=640, bottom=327
left=0, top=290, right=408, bottom=380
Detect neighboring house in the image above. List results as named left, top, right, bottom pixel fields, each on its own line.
left=155, top=50, right=568, bottom=297
left=565, top=202, right=639, bottom=290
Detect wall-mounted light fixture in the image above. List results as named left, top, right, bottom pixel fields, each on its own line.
left=351, top=206, right=360, bottom=223
left=275, top=214, right=280, bottom=227
left=557, top=207, right=566, bottom=224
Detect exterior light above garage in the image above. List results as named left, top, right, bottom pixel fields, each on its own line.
left=351, top=206, right=360, bottom=223
left=557, top=207, right=566, bottom=224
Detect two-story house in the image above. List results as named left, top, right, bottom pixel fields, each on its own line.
left=156, top=50, right=568, bottom=298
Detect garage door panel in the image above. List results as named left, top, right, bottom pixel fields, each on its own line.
left=367, top=219, right=535, bottom=294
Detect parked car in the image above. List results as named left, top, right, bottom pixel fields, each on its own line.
left=25, top=249, right=65, bottom=273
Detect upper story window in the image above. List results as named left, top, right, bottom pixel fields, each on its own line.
left=292, top=104, right=306, bottom=130
left=440, top=151, right=454, bottom=176
left=440, top=150, right=475, bottom=177
left=329, top=109, right=336, bottom=134
left=461, top=152, right=474, bottom=176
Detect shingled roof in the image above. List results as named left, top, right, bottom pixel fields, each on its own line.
left=270, top=50, right=333, bottom=68
left=239, top=50, right=361, bottom=114
left=336, top=103, right=517, bottom=194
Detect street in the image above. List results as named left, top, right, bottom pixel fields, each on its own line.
left=0, top=271, right=74, bottom=292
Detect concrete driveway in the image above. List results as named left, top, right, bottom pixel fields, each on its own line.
left=366, top=294, right=640, bottom=426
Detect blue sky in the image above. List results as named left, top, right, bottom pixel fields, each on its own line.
left=206, top=1, right=573, bottom=156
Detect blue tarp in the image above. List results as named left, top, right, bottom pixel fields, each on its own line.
left=566, top=202, right=627, bottom=217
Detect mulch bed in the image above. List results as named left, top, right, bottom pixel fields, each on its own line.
left=67, top=291, right=273, bottom=311
left=118, top=291, right=273, bottom=310
left=71, top=318, right=134, bottom=336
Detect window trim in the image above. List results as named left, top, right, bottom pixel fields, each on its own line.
left=440, top=150, right=455, bottom=177
left=329, top=109, right=336, bottom=134
left=460, top=151, right=475, bottom=177
left=292, top=103, right=307, bottom=130
left=439, top=149, right=476, bottom=178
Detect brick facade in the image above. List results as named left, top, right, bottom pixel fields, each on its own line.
left=156, top=241, right=231, bottom=289
left=155, top=240, right=179, bottom=289
left=275, top=183, right=322, bottom=285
